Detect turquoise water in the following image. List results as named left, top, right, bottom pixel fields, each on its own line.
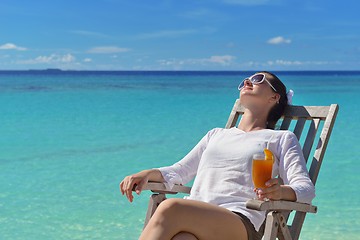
left=1, top=71, right=359, bottom=239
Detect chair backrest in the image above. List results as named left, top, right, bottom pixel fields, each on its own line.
left=225, top=99, right=339, bottom=238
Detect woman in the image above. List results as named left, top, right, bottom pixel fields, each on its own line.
left=120, top=71, right=315, bottom=240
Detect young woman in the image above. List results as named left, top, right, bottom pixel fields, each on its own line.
left=120, top=71, right=315, bottom=240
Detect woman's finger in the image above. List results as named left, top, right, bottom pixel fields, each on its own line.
left=125, top=183, right=134, bottom=202
left=134, top=178, right=146, bottom=195
left=120, top=173, right=148, bottom=202
left=119, top=181, right=125, bottom=195
left=264, top=186, right=282, bottom=200
left=265, top=178, right=279, bottom=187
left=124, top=178, right=132, bottom=201
left=263, top=184, right=280, bottom=193
left=120, top=176, right=133, bottom=202
left=127, top=176, right=140, bottom=202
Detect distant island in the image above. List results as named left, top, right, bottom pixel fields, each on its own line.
left=29, top=68, right=63, bottom=72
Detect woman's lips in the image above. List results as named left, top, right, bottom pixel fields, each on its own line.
left=243, top=87, right=253, bottom=91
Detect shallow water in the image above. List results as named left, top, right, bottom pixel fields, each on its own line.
left=1, top=71, right=359, bottom=239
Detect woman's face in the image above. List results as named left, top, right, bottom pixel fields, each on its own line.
left=239, top=73, right=279, bottom=109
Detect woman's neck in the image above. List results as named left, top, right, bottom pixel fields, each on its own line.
left=237, top=109, right=268, bottom=132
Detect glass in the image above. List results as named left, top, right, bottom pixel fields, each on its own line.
left=252, top=153, right=273, bottom=189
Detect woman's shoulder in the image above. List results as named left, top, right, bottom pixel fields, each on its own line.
left=205, top=127, right=236, bottom=138
left=272, top=129, right=297, bottom=137
left=270, top=130, right=299, bottom=146
left=206, top=127, right=227, bottom=136
left=197, top=128, right=226, bottom=143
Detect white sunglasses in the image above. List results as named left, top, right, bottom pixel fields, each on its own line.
left=238, top=73, right=277, bottom=92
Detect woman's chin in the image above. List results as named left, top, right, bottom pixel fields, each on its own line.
left=240, top=94, right=255, bottom=105
left=240, top=97, right=262, bottom=109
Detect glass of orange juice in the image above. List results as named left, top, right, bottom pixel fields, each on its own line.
left=252, top=153, right=273, bottom=190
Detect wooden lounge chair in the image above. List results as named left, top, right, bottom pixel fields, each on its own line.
left=135, top=99, right=339, bottom=240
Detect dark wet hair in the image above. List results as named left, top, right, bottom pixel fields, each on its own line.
left=258, top=71, right=288, bottom=129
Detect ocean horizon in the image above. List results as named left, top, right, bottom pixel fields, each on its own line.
left=1, top=70, right=359, bottom=239
left=1, top=69, right=360, bottom=73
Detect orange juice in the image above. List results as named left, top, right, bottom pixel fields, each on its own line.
left=252, top=157, right=273, bottom=189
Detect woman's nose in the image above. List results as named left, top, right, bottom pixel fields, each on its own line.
left=244, top=79, right=252, bottom=87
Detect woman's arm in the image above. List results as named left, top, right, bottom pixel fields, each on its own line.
left=277, top=131, right=315, bottom=203
left=256, top=131, right=315, bottom=202
left=120, top=128, right=220, bottom=203
left=120, top=169, right=165, bottom=203
left=255, top=178, right=297, bottom=201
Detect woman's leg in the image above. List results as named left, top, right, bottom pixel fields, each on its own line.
left=139, top=198, right=248, bottom=240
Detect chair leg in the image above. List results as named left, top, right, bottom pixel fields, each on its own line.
left=277, top=212, right=292, bottom=240
left=263, top=211, right=280, bottom=240
left=263, top=211, right=293, bottom=240
left=143, top=193, right=167, bottom=229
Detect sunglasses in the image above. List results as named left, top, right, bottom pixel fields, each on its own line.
left=238, top=73, right=277, bottom=92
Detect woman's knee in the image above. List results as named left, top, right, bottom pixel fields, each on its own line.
left=172, top=232, right=198, bottom=240
left=146, top=199, right=179, bottom=231
left=157, top=198, right=184, bottom=216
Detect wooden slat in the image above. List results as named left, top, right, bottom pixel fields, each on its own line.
left=263, top=212, right=279, bottom=240
left=302, top=119, right=321, bottom=163
left=225, top=99, right=244, bottom=129
left=232, top=99, right=246, bottom=113
left=225, top=111, right=240, bottom=129
left=140, top=182, right=191, bottom=194
left=309, top=104, right=339, bottom=184
left=283, top=105, right=331, bottom=120
left=280, top=117, right=292, bottom=130
left=246, top=199, right=317, bottom=213
left=293, top=118, right=306, bottom=140
left=277, top=213, right=293, bottom=240
left=143, top=194, right=166, bottom=229
left=290, top=212, right=307, bottom=240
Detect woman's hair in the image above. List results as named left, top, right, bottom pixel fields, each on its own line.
left=259, top=71, right=288, bottom=129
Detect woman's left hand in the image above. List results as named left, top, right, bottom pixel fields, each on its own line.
left=254, top=178, right=297, bottom=201
left=254, top=178, right=282, bottom=200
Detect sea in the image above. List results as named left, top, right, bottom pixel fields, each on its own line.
left=1, top=70, right=359, bottom=240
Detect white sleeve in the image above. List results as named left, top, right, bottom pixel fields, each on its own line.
left=278, top=131, right=316, bottom=203
left=157, top=128, right=220, bottom=185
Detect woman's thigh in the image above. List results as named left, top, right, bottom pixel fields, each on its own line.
left=153, top=198, right=248, bottom=240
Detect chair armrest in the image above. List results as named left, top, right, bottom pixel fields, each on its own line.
left=246, top=199, right=317, bottom=213
left=133, top=181, right=191, bottom=195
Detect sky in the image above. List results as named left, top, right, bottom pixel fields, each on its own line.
left=0, top=0, right=359, bottom=71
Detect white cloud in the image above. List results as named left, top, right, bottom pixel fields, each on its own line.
left=267, top=36, right=292, bottom=45
left=87, top=46, right=130, bottom=54
left=266, top=59, right=339, bottom=66
left=206, top=55, right=236, bottom=65
left=61, top=54, right=75, bottom=63
left=158, top=55, right=236, bottom=68
left=18, top=54, right=75, bottom=64
left=0, top=43, right=27, bottom=51
left=83, top=58, right=92, bottom=62
left=236, top=59, right=341, bottom=70
left=267, top=60, right=301, bottom=66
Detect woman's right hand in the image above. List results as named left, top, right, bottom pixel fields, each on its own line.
left=120, top=170, right=151, bottom=203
